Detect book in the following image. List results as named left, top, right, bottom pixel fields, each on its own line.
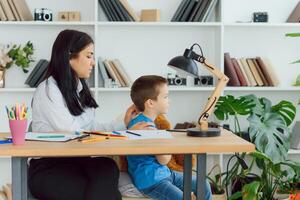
left=188, top=0, right=203, bottom=21
left=0, top=1, right=7, bottom=21
left=246, top=58, right=263, bottom=86
left=239, top=58, right=257, bottom=86
left=251, top=58, right=268, bottom=86
left=224, top=53, right=240, bottom=86
left=112, top=59, right=132, bottom=86
left=198, top=0, right=213, bottom=22
left=110, top=60, right=126, bottom=87
left=98, top=57, right=109, bottom=87
left=33, top=60, right=49, bottom=87
left=119, top=0, right=139, bottom=21
left=261, top=58, right=280, bottom=86
left=12, top=0, right=33, bottom=21
left=98, top=0, right=114, bottom=21
left=103, top=59, right=121, bottom=86
left=0, top=0, right=15, bottom=21
left=180, top=0, right=196, bottom=22
left=202, top=0, right=218, bottom=22
left=116, top=0, right=134, bottom=21
left=193, top=0, right=209, bottom=22
left=287, top=1, right=300, bottom=22
left=172, top=0, right=191, bottom=22
left=171, top=0, right=189, bottom=21
left=236, top=59, right=250, bottom=86
left=25, top=59, right=46, bottom=86
left=255, top=57, right=274, bottom=86
left=7, top=0, right=20, bottom=21
left=104, top=0, right=120, bottom=21
left=231, top=58, right=247, bottom=86
left=111, top=0, right=127, bottom=21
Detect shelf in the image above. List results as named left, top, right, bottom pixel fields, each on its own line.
left=97, top=21, right=221, bottom=27
left=0, top=88, right=35, bottom=92
left=96, top=87, right=215, bottom=92
left=224, top=22, right=300, bottom=28
left=224, top=87, right=300, bottom=92
left=0, top=88, right=96, bottom=92
left=2, top=87, right=299, bottom=92
left=0, top=21, right=95, bottom=26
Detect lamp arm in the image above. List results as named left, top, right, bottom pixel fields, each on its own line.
left=196, top=59, right=229, bottom=131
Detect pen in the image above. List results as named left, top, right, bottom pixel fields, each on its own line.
left=0, top=139, right=12, bottom=144
left=126, top=130, right=141, bottom=137
left=37, top=135, right=65, bottom=138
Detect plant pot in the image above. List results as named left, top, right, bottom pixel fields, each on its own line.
left=212, top=193, right=227, bottom=200
left=289, top=191, right=300, bottom=200
left=0, top=66, right=5, bottom=88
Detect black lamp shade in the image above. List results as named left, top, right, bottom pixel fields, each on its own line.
left=168, top=55, right=199, bottom=78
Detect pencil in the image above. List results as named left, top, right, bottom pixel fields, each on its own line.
left=80, top=137, right=106, bottom=143
left=126, top=130, right=141, bottom=136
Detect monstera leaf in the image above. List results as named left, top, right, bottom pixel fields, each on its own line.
left=214, top=95, right=255, bottom=121
left=271, top=100, right=296, bottom=126
left=248, top=112, right=290, bottom=163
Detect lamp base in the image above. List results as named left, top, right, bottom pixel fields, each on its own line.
left=187, top=127, right=220, bottom=137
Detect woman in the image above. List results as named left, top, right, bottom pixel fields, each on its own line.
left=28, top=29, right=149, bottom=200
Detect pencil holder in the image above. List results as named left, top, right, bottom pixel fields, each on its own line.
left=9, top=119, right=27, bottom=145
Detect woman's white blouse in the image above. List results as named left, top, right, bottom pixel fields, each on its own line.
left=32, top=76, right=125, bottom=132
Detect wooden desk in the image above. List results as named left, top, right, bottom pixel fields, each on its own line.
left=0, top=129, right=255, bottom=200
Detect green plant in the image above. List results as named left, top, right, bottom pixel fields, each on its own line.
left=286, top=32, right=300, bottom=89
left=237, top=151, right=300, bottom=200
left=0, top=41, right=34, bottom=73
left=214, top=94, right=297, bottom=200
left=207, top=164, right=227, bottom=194
left=215, top=94, right=296, bottom=163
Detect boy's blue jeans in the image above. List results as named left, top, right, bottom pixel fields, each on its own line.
left=140, top=170, right=212, bottom=200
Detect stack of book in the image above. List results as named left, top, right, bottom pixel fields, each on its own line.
left=0, top=0, right=33, bottom=21
left=99, top=57, right=132, bottom=87
left=98, top=0, right=139, bottom=21
left=25, top=59, right=49, bottom=88
left=224, top=53, right=279, bottom=87
left=171, top=0, right=218, bottom=22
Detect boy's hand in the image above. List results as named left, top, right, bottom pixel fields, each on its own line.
left=129, top=122, right=155, bottom=130
left=155, top=155, right=171, bottom=165
left=124, top=104, right=140, bottom=126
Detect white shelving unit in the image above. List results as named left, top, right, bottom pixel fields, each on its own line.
left=1, top=0, right=300, bottom=187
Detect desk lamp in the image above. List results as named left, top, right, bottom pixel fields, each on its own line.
left=168, top=43, right=229, bottom=137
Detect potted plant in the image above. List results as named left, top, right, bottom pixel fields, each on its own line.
left=207, top=164, right=227, bottom=200
left=214, top=94, right=297, bottom=199
left=236, top=151, right=300, bottom=200
left=0, top=41, right=34, bottom=88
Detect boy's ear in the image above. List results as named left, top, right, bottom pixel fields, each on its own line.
left=145, top=99, right=155, bottom=108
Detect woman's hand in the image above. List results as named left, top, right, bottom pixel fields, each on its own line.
left=124, top=104, right=139, bottom=127
left=129, top=122, right=155, bottom=130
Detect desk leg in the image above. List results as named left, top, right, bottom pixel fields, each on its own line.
left=183, top=154, right=192, bottom=200
left=12, top=157, right=28, bottom=200
left=196, top=153, right=206, bottom=200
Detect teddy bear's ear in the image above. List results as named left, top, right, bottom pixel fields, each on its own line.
left=154, top=114, right=171, bottom=130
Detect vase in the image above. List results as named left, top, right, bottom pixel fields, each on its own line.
left=0, top=66, right=5, bottom=88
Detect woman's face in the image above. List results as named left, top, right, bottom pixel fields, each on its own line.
left=69, top=43, right=95, bottom=79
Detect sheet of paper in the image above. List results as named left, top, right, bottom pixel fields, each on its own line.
left=7, top=132, right=82, bottom=142
left=114, top=130, right=173, bottom=140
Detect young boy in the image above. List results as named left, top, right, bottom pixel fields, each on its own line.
left=127, top=75, right=212, bottom=200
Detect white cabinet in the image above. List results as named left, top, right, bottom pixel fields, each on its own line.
left=0, top=0, right=300, bottom=186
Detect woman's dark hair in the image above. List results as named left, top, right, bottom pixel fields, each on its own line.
left=45, top=29, right=98, bottom=116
